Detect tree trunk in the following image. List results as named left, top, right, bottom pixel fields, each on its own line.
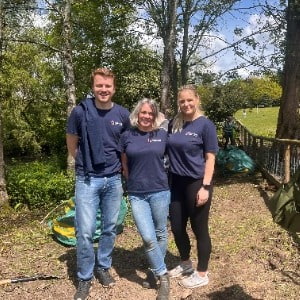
left=61, top=0, right=76, bottom=171
left=0, top=1, right=8, bottom=206
left=180, top=0, right=192, bottom=85
left=160, top=0, right=178, bottom=118
left=276, top=0, right=300, bottom=139
left=0, top=112, right=8, bottom=206
left=171, top=58, right=178, bottom=113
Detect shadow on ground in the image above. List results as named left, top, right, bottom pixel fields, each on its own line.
left=58, top=244, right=178, bottom=287
left=206, top=284, right=259, bottom=300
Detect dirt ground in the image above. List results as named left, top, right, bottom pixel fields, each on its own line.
left=0, top=171, right=299, bottom=300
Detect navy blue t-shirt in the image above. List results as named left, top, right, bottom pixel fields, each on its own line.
left=119, top=128, right=169, bottom=193
left=167, top=116, right=218, bottom=179
left=67, top=100, right=130, bottom=176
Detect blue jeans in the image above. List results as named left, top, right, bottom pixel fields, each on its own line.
left=75, top=174, right=123, bottom=281
left=129, top=190, right=170, bottom=276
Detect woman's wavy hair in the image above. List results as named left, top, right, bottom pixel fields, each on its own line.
left=172, top=84, right=202, bottom=133
left=130, top=98, right=160, bottom=129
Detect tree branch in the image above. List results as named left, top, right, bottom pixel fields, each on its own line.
left=3, top=38, right=61, bottom=53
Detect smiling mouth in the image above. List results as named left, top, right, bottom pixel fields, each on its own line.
left=141, top=119, right=151, bottom=122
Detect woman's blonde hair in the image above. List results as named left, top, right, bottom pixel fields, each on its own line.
left=130, top=98, right=160, bottom=129
left=172, top=84, right=202, bottom=133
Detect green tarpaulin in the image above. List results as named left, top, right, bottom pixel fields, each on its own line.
left=49, top=196, right=128, bottom=246
left=217, top=146, right=255, bottom=173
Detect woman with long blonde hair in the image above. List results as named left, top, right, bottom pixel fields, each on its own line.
left=167, top=85, right=218, bottom=289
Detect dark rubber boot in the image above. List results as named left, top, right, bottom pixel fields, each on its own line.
left=156, top=273, right=170, bottom=300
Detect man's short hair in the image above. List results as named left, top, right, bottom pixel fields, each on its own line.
left=91, top=67, right=116, bottom=87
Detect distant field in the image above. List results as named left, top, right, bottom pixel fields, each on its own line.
left=235, top=107, right=279, bottom=137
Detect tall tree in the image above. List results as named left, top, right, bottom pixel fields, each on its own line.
left=0, top=0, right=8, bottom=205
left=61, top=0, right=76, bottom=170
left=60, top=0, right=76, bottom=118
left=144, top=0, right=259, bottom=114
left=44, top=0, right=77, bottom=169
left=179, top=0, right=238, bottom=84
left=143, top=0, right=287, bottom=94
left=144, top=0, right=178, bottom=117
left=276, top=0, right=300, bottom=139
left=160, top=0, right=178, bottom=116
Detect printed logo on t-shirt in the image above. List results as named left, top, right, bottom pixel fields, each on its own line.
left=148, top=138, right=162, bottom=143
left=185, top=131, right=198, bottom=137
left=111, top=120, right=123, bottom=126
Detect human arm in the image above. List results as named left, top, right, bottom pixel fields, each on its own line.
left=121, top=153, right=129, bottom=180
left=66, top=134, right=79, bottom=159
left=196, top=152, right=216, bottom=206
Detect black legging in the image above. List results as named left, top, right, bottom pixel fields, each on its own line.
left=169, top=173, right=212, bottom=272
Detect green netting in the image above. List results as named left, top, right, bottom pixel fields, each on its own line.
left=48, top=196, right=128, bottom=246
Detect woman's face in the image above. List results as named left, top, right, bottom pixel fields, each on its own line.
left=138, top=103, right=155, bottom=131
left=178, top=89, right=199, bottom=118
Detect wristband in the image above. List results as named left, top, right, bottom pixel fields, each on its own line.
left=202, top=184, right=211, bottom=190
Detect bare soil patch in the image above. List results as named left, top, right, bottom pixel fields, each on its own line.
left=0, top=171, right=299, bottom=299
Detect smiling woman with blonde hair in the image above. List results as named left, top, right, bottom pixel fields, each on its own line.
left=171, top=85, right=203, bottom=132
left=167, top=85, right=218, bottom=289
left=119, top=98, right=170, bottom=300
left=129, top=98, right=160, bottom=129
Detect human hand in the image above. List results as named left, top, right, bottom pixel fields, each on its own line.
left=196, top=188, right=209, bottom=207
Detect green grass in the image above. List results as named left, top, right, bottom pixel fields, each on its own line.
left=235, top=106, right=279, bottom=137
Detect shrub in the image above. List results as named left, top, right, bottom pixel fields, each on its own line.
left=6, top=159, right=74, bottom=209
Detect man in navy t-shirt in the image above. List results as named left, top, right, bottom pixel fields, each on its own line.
left=66, top=68, right=130, bottom=300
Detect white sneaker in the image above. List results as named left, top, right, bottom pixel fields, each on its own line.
left=179, top=271, right=209, bottom=289
left=168, top=261, right=194, bottom=278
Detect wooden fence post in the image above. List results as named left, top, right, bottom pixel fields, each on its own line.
left=284, top=144, right=291, bottom=183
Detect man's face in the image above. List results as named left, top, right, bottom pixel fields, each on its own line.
left=92, top=74, right=115, bottom=106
